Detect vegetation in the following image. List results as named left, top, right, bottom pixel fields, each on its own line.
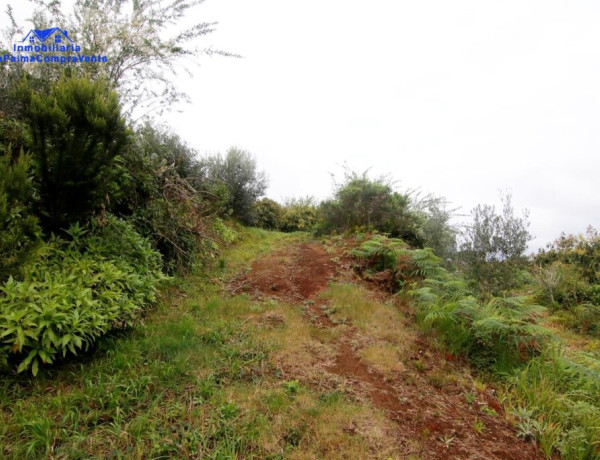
left=351, top=232, right=600, bottom=458
left=458, top=193, right=532, bottom=299
left=203, top=148, right=268, bottom=225
left=0, top=216, right=165, bottom=375
left=15, top=76, right=128, bottom=232
left=0, top=149, right=41, bottom=281
left=1, top=3, right=599, bottom=459
left=317, top=171, right=423, bottom=244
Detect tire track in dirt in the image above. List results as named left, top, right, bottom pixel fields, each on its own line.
left=234, top=241, right=544, bottom=459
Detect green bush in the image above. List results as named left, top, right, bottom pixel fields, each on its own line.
left=318, top=171, right=422, bottom=244
left=14, top=76, right=129, bottom=231
left=410, top=277, right=550, bottom=372
left=281, top=197, right=318, bottom=232
left=0, top=216, right=165, bottom=375
left=203, top=148, right=267, bottom=225
left=114, top=125, right=228, bottom=273
left=535, top=227, right=600, bottom=285
left=253, top=198, right=283, bottom=230
left=0, top=148, right=41, bottom=281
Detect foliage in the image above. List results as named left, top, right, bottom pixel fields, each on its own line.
left=203, top=148, right=268, bottom=225
left=14, top=76, right=129, bottom=232
left=2, top=0, right=231, bottom=119
left=458, top=193, right=532, bottom=299
left=411, top=194, right=458, bottom=263
left=280, top=197, right=319, bottom=232
left=509, top=348, right=600, bottom=459
left=318, top=171, right=422, bottom=244
left=533, top=262, right=590, bottom=309
left=0, top=216, right=165, bottom=375
left=351, top=234, right=443, bottom=291
left=0, top=148, right=41, bottom=281
left=253, top=198, right=283, bottom=230
left=113, top=125, right=227, bottom=273
left=535, top=226, right=600, bottom=285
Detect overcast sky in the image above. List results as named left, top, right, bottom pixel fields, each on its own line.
left=6, top=0, right=600, bottom=251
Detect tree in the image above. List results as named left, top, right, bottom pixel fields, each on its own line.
left=15, top=76, right=129, bottom=231
left=204, top=148, right=268, bottom=225
left=2, top=0, right=233, bottom=119
left=458, top=193, right=532, bottom=298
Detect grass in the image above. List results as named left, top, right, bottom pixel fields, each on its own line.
left=0, top=229, right=402, bottom=459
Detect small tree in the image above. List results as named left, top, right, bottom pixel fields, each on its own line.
left=15, top=76, right=129, bottom=231
left=459, top=193, right=532, bottom=298
left=204, top=148, right=268, bottom=225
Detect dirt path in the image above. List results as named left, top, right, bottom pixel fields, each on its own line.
left=234, top=241, right=543, bottom=459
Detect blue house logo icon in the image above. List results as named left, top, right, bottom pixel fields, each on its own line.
left=21, top=27, right=74, bottom=45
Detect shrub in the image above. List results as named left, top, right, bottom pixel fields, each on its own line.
left=0, top=216, right=165, bottom=375
left=280, top=197, right=319, bottom=232
left=351, top=234, right=443, bottom=291
left=318, top=171, right=422, bottom=244
left=0, top=148, right=41, bottom=281
left=535, top=227, right=600, bottom=285
left=411, top=194, right=458, bottom=263
left=533, top=262, right=589, bottom=309
left=410, top=278, right=550, bottom=372
left=253, top=198, right=283, bottom=230
left=114, top=125, right=227, bottom=273
left=14, top=76, right=129, bottom=232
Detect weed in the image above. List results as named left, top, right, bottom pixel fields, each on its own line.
left=472, top=418, right=485, bottom=434
left=414, top=359, right=427, bottom=373
left=465, top=391, right=477, bottom=405
left=284, top=380, right=300, bottom=396
left=481, top=406, right=497, bottom=417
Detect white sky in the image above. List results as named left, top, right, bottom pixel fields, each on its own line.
left=5, top=0, right=600, bottom=251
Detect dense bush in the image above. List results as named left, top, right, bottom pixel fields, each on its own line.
left=0, top=216, right=165, bottom=375
left=352, top=235, right=549, bottom=372
left=114, top=125, right=229, bottom=273
left=0, top=149, right=41, bottom=281
left=253, top=198, right=283, bottom=230
left=280, top=197, right=319, bottom=232
left=535, top=227, right=600, bottom=285
left=14, top=76, right=129, bottom=232
left=411, top=278, right=550, bottom=372
left=318, top=172, right=422, bottom=244
left=412, top=195, right=458, bottom=263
